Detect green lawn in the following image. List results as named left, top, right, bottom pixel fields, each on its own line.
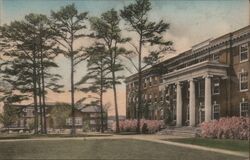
left=165, top=138, right=249, bottom=153
left=0, top=139, right=245, bottom=160
left=0, top=133, right=111, bottom=140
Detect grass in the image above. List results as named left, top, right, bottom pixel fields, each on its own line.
left=0, top=139, right=245, bottom=160
left=165, top=138, right=249, bottom=153
left=0, top=133, right=112, bottom=140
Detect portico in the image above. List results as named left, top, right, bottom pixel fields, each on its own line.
left=161, top=61, right=228, bottom=126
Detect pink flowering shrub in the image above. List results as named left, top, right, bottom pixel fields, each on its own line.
left=200, top=117, right=249, bottom=140
left=112, top=119, right=164, bottom=134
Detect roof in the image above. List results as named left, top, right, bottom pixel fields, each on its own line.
left=6, top=103, right=105, bottom=113
left=125, top=25, right=250, bottom=83
left=80, top=106, right=102, bottom=113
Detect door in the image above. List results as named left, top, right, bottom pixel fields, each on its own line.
left=198, top=104, right=205, bottom=124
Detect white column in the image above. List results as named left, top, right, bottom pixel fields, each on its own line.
left=176, top=82, right=182, bottom=127
left=189, top=79, right=196, bottom=126
left=205, top=75, right=212, bottom=122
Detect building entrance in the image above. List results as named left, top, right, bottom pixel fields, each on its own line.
left=199, top=103, right=205, bottom=124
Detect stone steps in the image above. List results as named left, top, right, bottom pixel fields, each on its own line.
left=157, top=126, right=200, bottom=137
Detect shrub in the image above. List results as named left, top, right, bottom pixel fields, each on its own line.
left=141, top=123, right=148, bottom=134
left=112, top=119, right=164, bottom=134
left=200, top=117, right=249, bottom=140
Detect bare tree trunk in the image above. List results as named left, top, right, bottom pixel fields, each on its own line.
left=110, top=44, right=120, bottom=133
left=38, top=69, right=43, bottom=134
left=136, top=34, right=143, bottom=134
left=100, top=65, right=104, bottom=133
left=70, top=54, right=76, bottom=136
left=41, top=55, right=47, bottom=134
left=112, top=71, right=120, bottom=133
left=32, top=54, right=38, bottom=134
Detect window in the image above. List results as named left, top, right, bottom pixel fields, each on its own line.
left=159, top=77, right=163, bottom=83
left=154, top=95, right=158, bottom=102
left=90, top=113, right=98, bottom=118
left=26, top=109, right=33, bottom=117
left=159, top=90, right=163, bottom=101
left=90, top=120, right=96, bottom=125
left=154, top=77, right=158, bottom=84
left=66, top=117, right=82, bottom=125
left=213, top=54, right=219, bottom=61
left=129, top=95, right=133, bottom=103
left=240, top=43, right=248, bottom=62
left=149, top=77, right=152, bottom=86
left=66, top=118, right=72, bottom=125
left=213, top=102, right=220, bottom=120
left=75, top=117, right=82, bottom=126
left=239, top=71, right=248, bottom=91
left=165, top=87, right=169, bottom=97
left=213, top=78, right=220, bottom=95
left=133, top=96, right=136, bottom=103
left=148, top=94, right=152, bottom=103
left=144, top=79, right=147, bottom=88
left=240, top=101, right=249, bottom=117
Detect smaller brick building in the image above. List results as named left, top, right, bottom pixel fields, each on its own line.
left=1, top=102, right=107, bottom=132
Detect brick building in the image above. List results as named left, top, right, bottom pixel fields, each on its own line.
left=1, top=102, right=107, bottom=132
left=125, top=25, right=250, bottom=126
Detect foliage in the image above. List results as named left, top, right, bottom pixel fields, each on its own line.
left=112, top=119, right=164, bottom=134
left=0, top=105, right=19, bottom=128
left=89, top=9, right=130, bottom=133
left=49, top=103, right=71, bottom=129
left=0, top=13, right=63, bottom=133
left=76, top=43, right=111, bottom=133
left=200, top=117, right=249, bottom=140
left=26, top=119, right=35, bottom=130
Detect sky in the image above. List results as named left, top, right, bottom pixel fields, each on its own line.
left=0, top=0, right=249, bottom=116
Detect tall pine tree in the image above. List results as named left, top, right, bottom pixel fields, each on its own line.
left=89, top=9, right=130, bottom=133
left=51, top=4, right=88, bottom=135
left=0, top=13, right=63, bottom=134
left=76, top=43, right=111, bottom=133
left=121, top=0, right=173, bottom=133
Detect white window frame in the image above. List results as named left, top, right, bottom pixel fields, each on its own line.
left=75, top=117, right=82, bottom=126
left=240, top=101, right=249, bottom=117
left=213, top=102, right=220, bottom=120
left=239, top=70, right=248, bottom=92
left=133, top=96, right=136, bottom=103
left=148, top=94, right=152, bottom=103
left=213, top=78, right=220, bottom=95
left=66, top=118, right=72, bottom=125
left=144, top=79, right=147, bottom=88
left=149, top=77, right=152, bottom=86
left=239, top=43, right=249, bottom=63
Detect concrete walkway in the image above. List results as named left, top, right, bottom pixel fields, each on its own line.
left=131, top=135, right=249, bottom=158
left=0, top=134, right=248, bottom=158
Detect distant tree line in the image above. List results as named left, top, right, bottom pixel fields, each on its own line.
left=0, top=0, right=173, bottom=135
